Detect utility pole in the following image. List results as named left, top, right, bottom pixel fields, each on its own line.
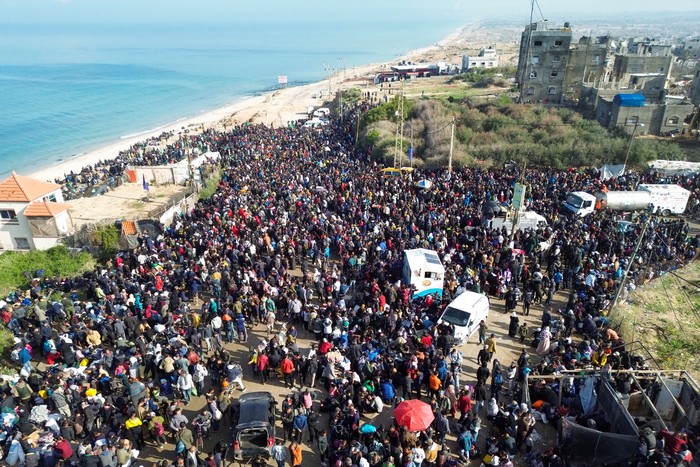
left=393, top=79, right=405, bottom=168
left=323, top=63, right=333, bottom=101
left=610, top=216, right=650, bottom=313
left=410, top=126, right=414, bottom=168
left=623, top=122, right=645, bottom=173
left=448, top=116, right=456, bottom=174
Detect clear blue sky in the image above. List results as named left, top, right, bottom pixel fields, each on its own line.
left=1, top=0, right=698, bottom=24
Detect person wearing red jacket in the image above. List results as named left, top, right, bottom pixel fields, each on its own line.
left=457, top=388, right=473, bottom=425
left=660, top=429, right=687, bottom=454
left=280, top=355, right=295, bottom=389
left=257, top=352, right=270, bottom=384
left=54, top=436, right=74, bottom=460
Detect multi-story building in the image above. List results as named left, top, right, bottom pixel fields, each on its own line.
left=691, top=62, right=700, bottom=106
left=680, top=38, right=700, bottom=60
left=562, top=36, right=616, bottom=103
left=462, top=47, right=499, bottom=72
left=516, top=20, right=573, bottom=104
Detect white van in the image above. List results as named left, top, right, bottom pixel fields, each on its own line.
left=437, top=291, right=489, bottom=344
left=313, top=107, right=330, bottom=118
left=303, top=118, right=327, bottom=129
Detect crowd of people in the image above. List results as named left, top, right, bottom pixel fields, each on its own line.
left=2, top=103, right=700, bottom=467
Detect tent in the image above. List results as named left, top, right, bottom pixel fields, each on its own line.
left=599, top=164, right=626, bottom=180
left=648, top=160, right=700, bottom=177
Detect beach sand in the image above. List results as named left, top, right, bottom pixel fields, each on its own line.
left=29, top=23, right=520, bottom=183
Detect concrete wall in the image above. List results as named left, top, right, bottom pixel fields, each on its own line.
left=159, top=192, right=199, bottom=226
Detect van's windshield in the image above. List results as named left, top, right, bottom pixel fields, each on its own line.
left=440, top=306, right=472, bottom=327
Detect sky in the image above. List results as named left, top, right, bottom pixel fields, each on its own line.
left=1, top=0, right=699, bottom=24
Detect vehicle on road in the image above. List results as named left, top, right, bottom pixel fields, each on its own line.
left=232, top=392, right=277, bottom=460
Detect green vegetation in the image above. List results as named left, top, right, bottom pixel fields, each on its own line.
left=360, top=99, right=689, bottom=169
left=449, top=66, right=516, bottom=89
left=199, top=168, right=223, bottom=201
left=0, top=246, right=94, bottom=296
left=90, top=224, right=120, bottom=261
left=610, top=262, right=700, bottom=379
left=363, top=97, right=415, bottom=127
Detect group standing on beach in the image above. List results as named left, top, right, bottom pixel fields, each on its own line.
left=2, top=100, right=700, bottom=467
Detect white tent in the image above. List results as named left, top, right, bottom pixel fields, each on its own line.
left=648, top=160, right=700, bottom=177
left=599, top=164, right=626, bottom=181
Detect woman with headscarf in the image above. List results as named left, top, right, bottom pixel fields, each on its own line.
left=536, top=326, right=552, bottom=356
left=508, top=312, right=519, bottom=338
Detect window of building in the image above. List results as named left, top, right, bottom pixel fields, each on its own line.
left=531, top=56, right=540, bottom=65
left=550, top=71, right=559, bottom=78
left=626, top=116, right=639, bottom=125
left=534, top=40, right=543, bottom=47
left=659, top=67, right=664, bottom=72
left=667, top=116, right=680, bottom=125
left=527, top=87, right=535, bottom=95
left=592, top=55, right=601, bottom=65
left=529, top=71, right=538, bottom=79
left=548, top=86, right=557, bottom=95
left=14, top=238, right=30, bottom=250
left=554, top=40, right=563, bottom=47
left=552, top=56, right=561, bottom=64
left=0, top=209, right=18, bottom=224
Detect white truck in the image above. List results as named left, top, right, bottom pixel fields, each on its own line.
left=491, top=210, right=547, bottom=232
left=402, top=248, right=445, bottom=300
left=563, top=184, right=690, bottom=217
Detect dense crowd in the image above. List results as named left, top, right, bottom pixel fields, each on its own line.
left=56, top=129, right=220, bottom=200
left=2, top=106, right=700, bottom=467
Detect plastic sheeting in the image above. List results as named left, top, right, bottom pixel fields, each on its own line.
left=28, top=217, right=59, bottom=238
left=559, top=417, right=639, bottom=466
left=599, top=164, right=626, bottom=180
left=648, top=159, right=700, bottom=176
left=579, top=376, right=598, bottom=416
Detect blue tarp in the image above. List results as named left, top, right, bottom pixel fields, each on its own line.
left=613, top=94, right=645, bottom=107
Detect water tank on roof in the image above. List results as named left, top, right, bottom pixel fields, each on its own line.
left=613, top=94, right=645, bottom=107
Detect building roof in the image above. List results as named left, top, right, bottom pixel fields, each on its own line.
left=0, top=172, right=61, bottom=202
left=121, top=220, right=137, bottom=236
left=23, top=200, right=70, bottom=217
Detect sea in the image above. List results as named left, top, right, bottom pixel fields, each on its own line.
left=0, top=20, right=463, bottom=178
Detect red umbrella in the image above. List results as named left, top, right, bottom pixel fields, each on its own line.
left=393, top=399, right=435, bottom=431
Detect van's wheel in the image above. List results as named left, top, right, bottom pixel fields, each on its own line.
left=661, top=209, right=671, bottom=216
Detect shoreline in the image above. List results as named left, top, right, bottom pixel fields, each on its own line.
left=28, top=25, right=473, bottom=183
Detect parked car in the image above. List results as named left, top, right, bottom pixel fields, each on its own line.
left=232, top=392, right=277, bottom=460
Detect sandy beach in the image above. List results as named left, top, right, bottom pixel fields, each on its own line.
left=29, top=23, right=520, bottom=183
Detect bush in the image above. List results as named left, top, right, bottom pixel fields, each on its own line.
left=199, top=168, right=223, bottom=201
left=90, top=224, right=120, bottom=261
left=0, top=245, right=94, bottom=296
left=358, top=98, right=693, bottom=168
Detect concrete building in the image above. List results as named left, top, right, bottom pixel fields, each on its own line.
left=562, top=36, right=616, bottom=103
left=580, top=87, right=690, bottom=135
left=691, top=62, right=700, bottom=106
left=516, top=20, right=573, bottom=104
left=462, top=47, right=499, bottom=72
left=611, top=53, right=673, bottom=91
left=0, top=173, right=73, bottom=250
left=680, top=38, right=700, bottom=60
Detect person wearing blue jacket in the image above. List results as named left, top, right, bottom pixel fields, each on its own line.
left=381, top=379, right=395, bottom=405
left=292, top=409, right=308, bottom=442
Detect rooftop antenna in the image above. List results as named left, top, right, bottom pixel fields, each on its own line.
left=518, top=0, right=536, bottom=104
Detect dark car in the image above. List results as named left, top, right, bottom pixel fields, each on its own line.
left=232, top=391, right=277, bottom=460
